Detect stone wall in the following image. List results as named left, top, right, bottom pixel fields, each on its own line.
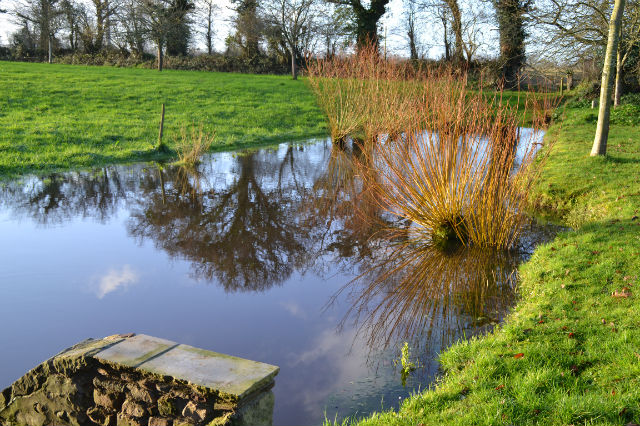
left=0, top=335, right=277, bottom=426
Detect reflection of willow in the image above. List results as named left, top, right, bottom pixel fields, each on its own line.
left=337, top=242, right=521, bottom=353
left=127, top=151, right=311, bottom=292
left=300, top=142, right=384, bottom=261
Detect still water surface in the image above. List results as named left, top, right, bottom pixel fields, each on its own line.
left=0, top=136, right=557, bottom=425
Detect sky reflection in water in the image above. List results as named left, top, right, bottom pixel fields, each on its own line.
left=0, top=135, right=557, bottom=425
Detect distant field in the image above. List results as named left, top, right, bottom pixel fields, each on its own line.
left=0, top=62, right=327, bottom=177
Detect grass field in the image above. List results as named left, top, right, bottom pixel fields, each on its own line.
left=343, top=106, right=640, bottom=426
left=0, top=61, right=327, bottom=178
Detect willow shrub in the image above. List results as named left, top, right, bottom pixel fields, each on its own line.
left=307, top=47, right=551, bottom=249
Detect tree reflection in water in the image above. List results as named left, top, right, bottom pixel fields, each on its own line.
left=0, top=168, right=128, bottom=224
left=127, top=149, right=317, bottom=292
left=0, top=139, right=559, bottom=355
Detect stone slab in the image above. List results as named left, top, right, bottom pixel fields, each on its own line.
left=89, top=334, right=279, bottom=399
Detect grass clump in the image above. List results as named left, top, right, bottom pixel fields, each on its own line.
left=357, top=82, right=545, bottom=250
left=174, top=124, right=215, bottom=165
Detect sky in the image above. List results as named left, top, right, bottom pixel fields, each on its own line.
left=0, top=0, right=499, bottom=60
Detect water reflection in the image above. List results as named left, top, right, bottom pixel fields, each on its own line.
left=0, top=137, right=560, bottom=425
left=127, top=153, right=314, bottom=291
left=340, top=244, right=520, bottom=353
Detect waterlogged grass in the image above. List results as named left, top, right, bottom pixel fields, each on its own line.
left=0, top=61, right=327, bottom=178
left=339, top=107, right=640, bottom=426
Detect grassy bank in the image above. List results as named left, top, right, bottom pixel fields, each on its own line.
left=349, top=107, right=640, bottom=425
left=0, top=61, right=327, bottom=178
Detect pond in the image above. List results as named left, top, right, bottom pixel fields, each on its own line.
left=0, top=135, right=559, bottom=425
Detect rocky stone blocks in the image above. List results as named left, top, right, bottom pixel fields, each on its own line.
left=0, top=334, right=278, bottom=426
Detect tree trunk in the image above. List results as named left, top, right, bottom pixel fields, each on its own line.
left=157, top=42, right=164, bottom=72
left=48, top=33, right=52, bottom=63
left=495, top=0, right=527, bottom=90
left=444, top=0, right=463, bottom=62
left=442, top=16, right=450, bottom=61
left=290, top=46, right=297, bottom=80
left=614, top=48, right=622, bottom=107
left=206, top=16, right=213, bottom=55
left=355, top=10, right=380, bottom=49
left=591, top=0, right=626, bottom=157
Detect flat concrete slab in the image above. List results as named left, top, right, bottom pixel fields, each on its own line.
left=96, top=334, right=279, bottom=398
left=58, top=334, right=279, bottom=399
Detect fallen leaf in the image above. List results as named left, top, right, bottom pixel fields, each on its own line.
left=612, top=290, right=632, bottom=298
left=514, top=353, right=524, bottom=359
left=495, top=384, right=504, bottom=390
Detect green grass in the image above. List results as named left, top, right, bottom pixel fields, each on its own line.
left=0, top=61, right=327, bottom=178
left=343, top=106, right=640, bottom=426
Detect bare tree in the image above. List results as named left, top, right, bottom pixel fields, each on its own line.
left=80, top=0, right=120, bottom=52
left=315, top=4, right=355, bottom=57
left=533, top=0, right=640, bottom=103
left=196, top=0, right=217, bottom=54
left=591, top=0, right=626, bottom=156
left=12, top=0, right=63, bottom=62
left=442, top=0, right=463, bottom=61
left=404, top=0, right=420, bottom=59
left=327, top=0, right=390, bottom=49
left=614, top=0, right=640, bottom=105
left=116, top=0, right=148, bottom=56
left=435, top=4, right=451, bottom=60
left=229, top=0, right=263, bottom=58
left=141, top=0, right=182, bottom=70
left=60, top=0, right=81, bottom=50
left=263, top=0, right=317, bottom=78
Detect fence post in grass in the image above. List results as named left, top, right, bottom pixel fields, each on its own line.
left=48, top=34, right=53, bottom=64
left=158, top=103, right=165, bottom=150
left=560, top=78, right=563, bottom=95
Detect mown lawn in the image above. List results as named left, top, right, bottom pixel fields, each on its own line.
left=0, top=61, right=327, bottom=178
left=346, top=107, right=640, bottom=426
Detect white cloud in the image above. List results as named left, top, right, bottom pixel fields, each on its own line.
left=95, top=265, right=139, bottom=299
left=280, top=301, right=307, bottom=319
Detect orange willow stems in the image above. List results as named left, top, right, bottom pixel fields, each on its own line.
left=306, top=46, right=556, bottom=249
